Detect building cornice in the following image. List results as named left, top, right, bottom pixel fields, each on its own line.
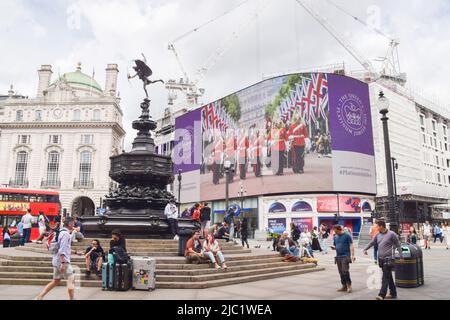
left=0, top=121, right=126, bottom=136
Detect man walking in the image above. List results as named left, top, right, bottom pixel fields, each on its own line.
left=331, top=224, right=356, bottom=293
left=364, top=220, right=403, bottom=300
left=200, top=202, right=211, bottom=237
left=35, top=217, right=75, bottom=300
left=331, top=224, right=355, bottom=293
left=21, top=209, right=33, bottom=245
left=422, top=221, right=432, bottom=249
left=164, top=199, right=179, bottom=240
left=288, top=118, right=308, bottom=173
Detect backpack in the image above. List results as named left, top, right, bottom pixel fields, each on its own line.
left=110, top=246, right=130, bottom=264
left=48, top=229, right=68, bottom=254
left=192, top=209, right=200, bottom=221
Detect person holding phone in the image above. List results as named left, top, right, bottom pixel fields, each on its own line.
left=331, top=224, right=355, bottom=294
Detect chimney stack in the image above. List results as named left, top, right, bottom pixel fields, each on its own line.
left=37, top=65, right=53, bottom=97
left=105, top=63, right=119, bottom=96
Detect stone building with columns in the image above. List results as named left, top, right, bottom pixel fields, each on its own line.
left=0, top=63, right=125, bottom=216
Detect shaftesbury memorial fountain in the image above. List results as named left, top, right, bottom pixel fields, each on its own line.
left=82, top=57, right=198, bottom=238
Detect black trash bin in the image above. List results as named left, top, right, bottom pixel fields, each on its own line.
left=178, top=229, right=193, bottom=257
left=394, top=243, right=424, bottom=288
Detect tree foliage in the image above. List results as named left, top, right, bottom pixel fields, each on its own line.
left=222, top=93, right=241, bottom=122
left=265, top=74, right=302, bottom=118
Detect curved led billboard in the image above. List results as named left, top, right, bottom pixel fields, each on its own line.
left=173, top=73, right=376, bottom=202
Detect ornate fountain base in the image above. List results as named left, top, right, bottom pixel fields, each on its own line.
left=80, top=98, right=198, bottom=239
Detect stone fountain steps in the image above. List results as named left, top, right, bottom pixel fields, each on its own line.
left=0, top=239, right=325, bottom=289
left=15, top=246, right=252, bottom=257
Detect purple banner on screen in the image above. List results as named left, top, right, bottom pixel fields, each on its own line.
left=173, top=108, right=201, bottom=174
left=328, top=74, right=374, bottom=156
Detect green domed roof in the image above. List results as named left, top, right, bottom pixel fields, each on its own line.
left=51, top=66, right=102, bottom=92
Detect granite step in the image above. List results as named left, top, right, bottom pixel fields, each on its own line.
left=156, top=267, right=326, bottom=289
left=156, top=263, right=316, bottom=283
left=156, top=261, right=312, bottom=276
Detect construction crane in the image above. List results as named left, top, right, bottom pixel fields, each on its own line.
left=324, top=0, right=406, bottom=84
left=166, top=0, right=251, bottom=107
left=295, top=0, right=406, bottom=85
left=166, top=0, right=270, bottom=107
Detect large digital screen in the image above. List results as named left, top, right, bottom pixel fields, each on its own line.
left=173, top=73, right=376, bottom=202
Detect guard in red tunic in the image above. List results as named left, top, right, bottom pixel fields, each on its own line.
left=211, top=132, right=224, bottom=185
left=288, top=118, right=309, bottom=174
left=225, top=130, right=237, bottom=183
left=237, top=127, right=249, bottom=180
left=270, top=122, right=287, bottom=175
left=250, top=128, right=264, bottom=177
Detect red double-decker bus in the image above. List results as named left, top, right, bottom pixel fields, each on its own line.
left=0, top=188, right=61, bottom=242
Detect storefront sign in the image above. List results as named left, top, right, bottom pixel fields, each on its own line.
left=268, top=218, right=286, bottom=234
left=317, top=196, right=361, bottom=213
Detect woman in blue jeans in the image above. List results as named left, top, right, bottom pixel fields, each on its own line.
left=202, top=233, right=228, bottom=270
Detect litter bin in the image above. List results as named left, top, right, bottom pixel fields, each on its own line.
left=178, top=229, right=193, bottom=257
left=394, top=243, right=424, bottom=288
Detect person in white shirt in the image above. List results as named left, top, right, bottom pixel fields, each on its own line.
left=443, top=222, right=450, bottom=250
left=21, top=209, right=34, bottom=245
left=164, top=199, right=179, bottom=240
left=36, top=211, right=47, bottom=244
left=421, top=221, right=432, bottom=250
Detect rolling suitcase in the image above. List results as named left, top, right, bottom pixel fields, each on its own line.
left=131, top=256, right=156, bottom=291
left=115, top=261, right=132, bottom=291
left=101, top=262, right=109, bottom=290
left=107, top=254, right=116, bottom=291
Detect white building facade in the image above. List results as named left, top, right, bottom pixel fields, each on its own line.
left=0, top=63, right=125, bottom=216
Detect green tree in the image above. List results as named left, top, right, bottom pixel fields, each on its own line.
left=222, top=94, right=241, bottom=122
left=265, top=74, right=302, bottom=117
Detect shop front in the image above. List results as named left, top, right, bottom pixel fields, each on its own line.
left=212, top=197, right=258, bottom=238
left=261, top=194, right=374, bottom=237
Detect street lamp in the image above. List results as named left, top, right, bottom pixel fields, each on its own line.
left=237, top=181, right=247, bottom=214
left=391, top=157, right=399, bottom=221
left=177, top=169, right=182, bottom=214
left=224, top=160, right=233, bottom=211
left=378, top=90, right=398, bottom=234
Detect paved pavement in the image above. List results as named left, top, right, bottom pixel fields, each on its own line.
left=1, top=240, right=449, bottom=300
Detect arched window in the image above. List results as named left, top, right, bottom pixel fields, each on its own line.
left=79, top=151, right=92, bottom=187
left=46, top=151, right=60, bottom=186
left=73, top=109, right=81, bottom=121
left=15, top=151, right=28, bottom=186
left=16, top=110, right=23, bottom=121
left=93, top=109, right=101, bottom=121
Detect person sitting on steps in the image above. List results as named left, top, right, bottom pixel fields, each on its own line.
left=202, top=232, right=228, bottom=270
left=184, top=230, right=207, bottom=264
left=277, top=231, right=300, bottom=262
left=84, top=239, right=105, bottom=278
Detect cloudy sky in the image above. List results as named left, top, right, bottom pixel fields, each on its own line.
left=1, top=0, right=449, bottom=148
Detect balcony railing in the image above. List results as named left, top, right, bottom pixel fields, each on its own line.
left=41, top=179, right=61, bottom=189
left=8, top=179, right=29, bottom=188
left=73, top=179, right=94, bottom=189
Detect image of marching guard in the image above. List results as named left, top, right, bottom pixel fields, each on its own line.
left=288, top=117, right=309, bottom=174
left=270, top=122, right=288, bottom=176
left=237, top=126, right=249, bottom=180
left=250, top=126, right=264, bottom=178
left=211, top=130, right=224, bottom=185
left=225, top=129, right=237, bottom=183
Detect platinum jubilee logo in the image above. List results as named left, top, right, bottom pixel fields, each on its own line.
left=336, top=93, right=368, bottom=137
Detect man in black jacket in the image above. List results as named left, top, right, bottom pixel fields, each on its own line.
left=200, top=202, right=211, bottom=237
